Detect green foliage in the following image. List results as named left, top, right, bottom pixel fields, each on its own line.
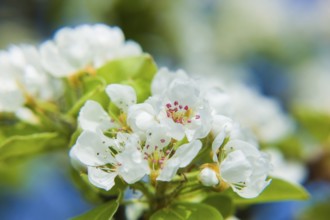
left=70, top=199, right=119, bottom=220
left=0, top=159, right=31, bottom=186
left=202, top=195, right=234, bottom=218
left=298, top=202, right=330, bottom=220
left=293, top=108, right=330, bottom=141
left=97, top=55, right=157, bottom=83
left=271, top=135, right=304, bottom=160
left=0, top=132, right=66, bottom=163
left=225, top=177, right=309, bottom=205
left=97, top=54, right=157, bottom=102
left=67, top=77, right=109, bottom=117
left=150, top=203, right=223, bottom=220
left=0, top=113, right=41, bottom=143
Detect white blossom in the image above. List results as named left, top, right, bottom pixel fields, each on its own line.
left=140, top=124, right=202, bottom=181
left=156, top=139, right=202, bottom=181
left=0, top=45, right=61, bottom=112
left=228, top=84, right=294, bottom=143
left=290, top=57, right=330, bottom=114
left=128, top=77, right=212, bottom=141
left=198, top=76, right=294, bottom=144
left=211, top=115, right=258, bottom=161
left=0, top=79, right=24, bottom=112
left=266, top=148, right=306, bottom=184
left=70, top=130, right=149, bottom=190
left=40, top=24, right=142, bottom=78
left=209, top=138, right=271, bottom=198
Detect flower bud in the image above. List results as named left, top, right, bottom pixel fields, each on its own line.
left=199, top=167, right=219, bottom=187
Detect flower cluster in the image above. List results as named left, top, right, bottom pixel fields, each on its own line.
left=0, top=23, right=310, bottom=219
left=0, top=24, right=141, bottom=114
left=70, top=67, right=272, bottom=198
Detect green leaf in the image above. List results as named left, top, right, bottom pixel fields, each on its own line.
left=0, top=159, right=30, bottom=186
left=202, top=195, right=234, bottom=218
left=97, top=54, right=157, bottom=83
left=68, top=128, right=82, bottom=149
left=71, top=199, right=119, bottom=220
left=293, top=108, right=330, bottom=141
left=225, top=177, right=309, bottom=205
left=97, top=54, right=157, bottom=102
left=150, top=203, right=223, bottom=220
left=298, top=202, right=330, bottom=220
left=66, top=78, right=109, bottom=117
left=0, top=132, right=66, bottom=163
left=0, top=114, right=41, bottom=143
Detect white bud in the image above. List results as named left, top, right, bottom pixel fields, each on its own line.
left=199, top=167, right=219, bottom=186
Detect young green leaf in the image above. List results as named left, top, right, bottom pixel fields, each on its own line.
left=0, top=132, right=66, bottom=163
left=225, top=177, right=309, bottom=205
left=150, top=203, right=223, bottom=220
left=66, top=75, right=110, bottom=117
left=293, top=107, right=330, bottom=141
left=202, top=195, right=234, bottom=218
left=97, top=55, right=157, bottom=102
left=70, top=199, right=119, bottom=220
left=97, top=54, right=157, bottom=84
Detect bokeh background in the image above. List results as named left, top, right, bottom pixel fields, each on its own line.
left=1, top=0, right=330, bottom=219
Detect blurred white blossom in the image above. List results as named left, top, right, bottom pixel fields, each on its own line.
left=0, top=45, right=61, bottom=113
left=267, top=148, right=307, bottom=184
left=40, top=24, right=142, bottom=77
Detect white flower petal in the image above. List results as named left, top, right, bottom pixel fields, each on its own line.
left=167, top=79, right=200, bottom=107
left=119, top=41, right=142, bottom=58
left=106, top=84, right=137, bottom=112
left=116, top=147, right=150, bottom=184
left=88, top=167, right=117, bottom=191
left=69, top=146, right=86, bottom=171
left=145, top=125, right=171, bottom=154
left=211, top=115, right=234, bottom=136
left=156, top=157, right=181, bottom=181
left=159, top=117, right=185, bottom=141
left=220, top=150, right=252, bottom=184
left=158, top=140, right=202, bottom=181
left=73, top=130, right=115, bottom=166
left=151, top=68, right=188, bottom=95
left=267, top=149, right=306, bottom=184
left=0, top=82, right=25, bottom=112
left=234, top=179, right=271, bottom=199
left=204, top=87, right=232, bottom=115
left=176, top=140, right=202, bottom=167
left=224, top=140, right=260, bottom=156
left=127, top=103, right=157, bottom=136
left=78, top=100, right=116, bottom=132
left=40, top=41, right=75, bottom=77
left=185, top=104, right=212, bottom=141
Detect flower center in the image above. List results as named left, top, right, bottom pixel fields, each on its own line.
left=143, top=146, right=172, bottom=170
left=165, top=101, right=200, bottom=124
